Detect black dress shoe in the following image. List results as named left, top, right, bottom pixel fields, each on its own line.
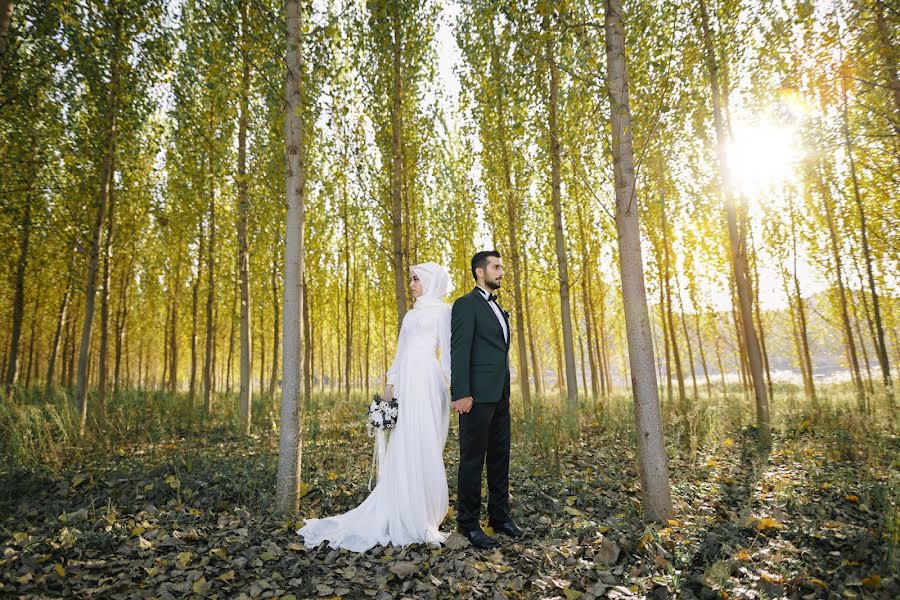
left=489, top=520, right=524, bottom=538
left=460, top=528, right=500, bottom=549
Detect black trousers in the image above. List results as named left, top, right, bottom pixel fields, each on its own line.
left=456, top=384, right=512, bottom=532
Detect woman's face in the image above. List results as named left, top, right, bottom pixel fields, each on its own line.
left=409, top=272, right=424, bottom=298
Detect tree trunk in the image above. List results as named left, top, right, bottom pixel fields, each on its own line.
left=604, top=0, right=673, bottom=522
left=597, top=277, right=612, bottom=395
left=674, top=269, right=698, bottom=398
left=874, top=0, right=900, bottom=137
left=713, top=320, right=727, bottom=398
left=162, top=303, right=170, bottom=388
left=226, top=269, right=236, bottom=394
left=0, top=0, right=13, bottom=84
left=389, top=6, right=407, bottom=331
left=577, top=295, right=588, bottom=394
left=551, top=315, right=564, bottom=396
left=687, top=281, right=712, bottom=396
left=113, top=258, right=130, bottom=394
left=47, top=271, right=72, bottom=388
left=76, top=9, right=121, bottom=433
left=850, top=290, right=875, bottom=397
left=259, top=308, right=266, bottom=397
left=840, top=72, right=894, bottom=405
left=190, top=222, right=203, bottom=404
left=816, top=164, right=864, bottom=402
left=730, top=292, right=750, bottom=394
left=168, top=251, right=182, bottom=394
left=343, top=188, right=352, bottom=400
left=545, top=11, right=578, bottom=424
left=269, top=257, right=280, bottom=398
left=4, top=197, right=31, bottom=393
left=749, top=231, right=773, bottom=399
left=204, top=162, right=216, bottom=414
left=789, top=197, right=816, bottom=404
left=24, top=296, right=39, bottom=388
left=698, top=0, right=770, bottom=446
left=302, top=271, right=311, bottom=398
left=488, top=27, right=532, bottom=417
left=276, top=0, right=306, bottom=513
left=658, top=273, right=672, bottom=406
left=365, top=282, right=371, bottom=397
left=593, top=286, right=608, bottom=397
left=523, top=253, right=543, bottom=397
left=660, top=195, right=685, bottom=407
left=64, top=297, right=78, bottom=389
left=890, top=327, right=900, bottom=385
left=577, top=207, right=601, bottom=399
left=98, top=172, right=116, bottom=423
left=237, top=0, right=253, bottom=434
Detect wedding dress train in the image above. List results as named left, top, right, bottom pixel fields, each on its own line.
left=298, top=263, right=452, bottom=552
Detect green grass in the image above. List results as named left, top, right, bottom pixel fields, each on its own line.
left=2, top=381, right=894, bottom=471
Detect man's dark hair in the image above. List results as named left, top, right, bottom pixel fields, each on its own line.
left=471, top=250, right=501, bottom=280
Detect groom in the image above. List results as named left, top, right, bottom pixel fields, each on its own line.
left=450, top=250, right=524, bottom=549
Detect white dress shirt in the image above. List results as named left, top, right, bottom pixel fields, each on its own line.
left=476, top=286, right=509, bottom=344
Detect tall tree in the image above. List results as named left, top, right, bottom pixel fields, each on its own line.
left=697, top=0, right=771, bottom=447
left=838, top=59, right=894, bottom=404
left=457, top=0, right=533, bottom=416
left=604, top=0, right=673, bottom=523
left=0, top=0, right=13, bottom=82
left=4, top=196, right=31, bottom=393
left=544, top=8, right=579, bottom=423
left=237, top=0, right=253, bottom=435
left=276, top=0, right=306, bottom=514
left=75, top=3, right=123, bottom=433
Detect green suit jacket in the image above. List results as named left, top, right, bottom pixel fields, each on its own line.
left=450, top=288, right=511, bottom=403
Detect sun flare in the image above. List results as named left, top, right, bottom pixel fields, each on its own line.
left=725, top=120, right=803, bottom=197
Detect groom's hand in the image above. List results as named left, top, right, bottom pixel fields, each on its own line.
left=451, top=397, right=474, bottom=414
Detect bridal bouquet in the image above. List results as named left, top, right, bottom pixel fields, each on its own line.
left=367, top=394, right=399, bottom=430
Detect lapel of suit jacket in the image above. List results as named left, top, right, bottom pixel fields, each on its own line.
left=472, top=288, right=507, bottom=346
left=498, top=301, right=511, bottom=350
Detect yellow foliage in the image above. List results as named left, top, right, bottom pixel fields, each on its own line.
left=755, top=517, right=785, bottom=531
left=862, top=575, right=881, bottom=590
left=176, top=551, right=193, bottom=569
left=191, top=575, right=209, bottom=594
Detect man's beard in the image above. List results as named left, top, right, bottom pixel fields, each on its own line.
left=485, top=278, right=501, bottom=290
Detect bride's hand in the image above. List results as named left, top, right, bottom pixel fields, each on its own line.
left=384, top=384, right=394, bottom=400
left=451, top=396, right=473, bottom=414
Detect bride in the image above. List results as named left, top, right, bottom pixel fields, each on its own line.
left=298, top=262, right=452, bottom=552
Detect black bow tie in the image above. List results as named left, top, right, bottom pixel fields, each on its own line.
left=487, top=293, right=497, bottom=303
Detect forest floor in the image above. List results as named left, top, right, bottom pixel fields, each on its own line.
left=1, top=391, right=898, bottom=599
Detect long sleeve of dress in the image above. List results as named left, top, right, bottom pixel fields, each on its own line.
left=438, top=306, right=452, bottom=384
left=385, top=314, right=407, bottom=386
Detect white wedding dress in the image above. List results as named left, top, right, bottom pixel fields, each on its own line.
left=298, top=263, right=452, bottom=552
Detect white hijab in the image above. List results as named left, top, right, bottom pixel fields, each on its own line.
left=411, top=262, right=451, bottom=308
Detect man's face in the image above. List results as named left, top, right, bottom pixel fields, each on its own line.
left=480, top=257, right=504, bottom=290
